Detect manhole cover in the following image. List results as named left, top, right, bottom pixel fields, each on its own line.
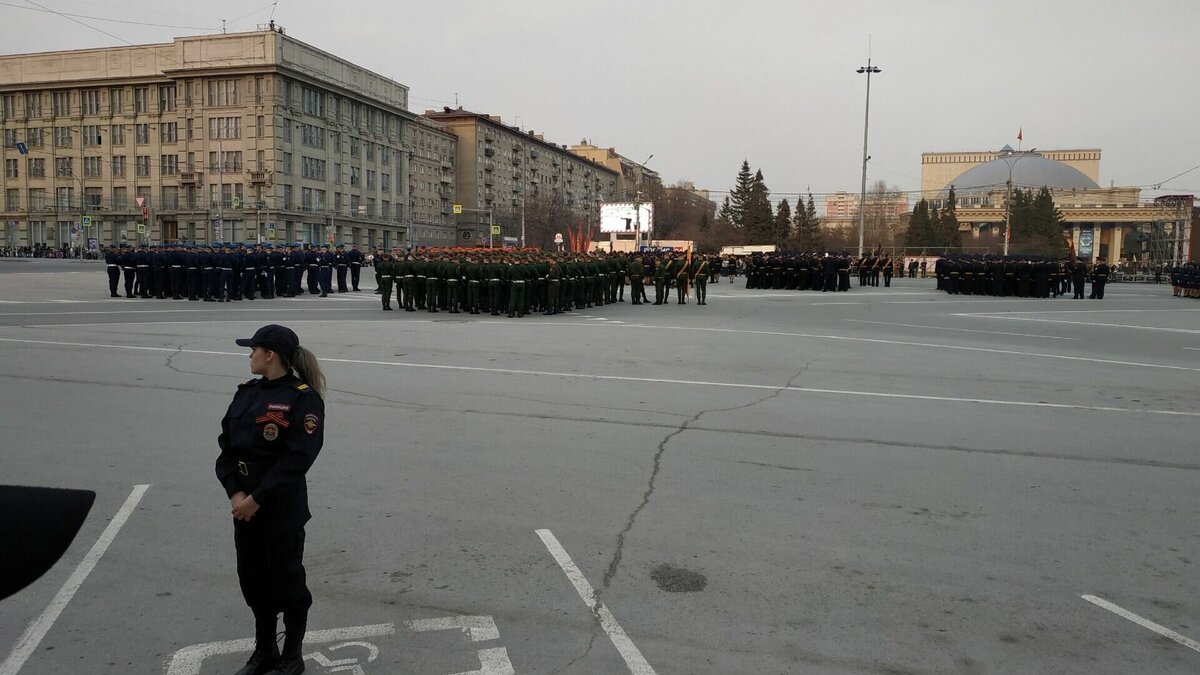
left=650, top=564, right=707, bottom=593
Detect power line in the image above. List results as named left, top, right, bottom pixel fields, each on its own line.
left=4, top=1, right=217, bottom=30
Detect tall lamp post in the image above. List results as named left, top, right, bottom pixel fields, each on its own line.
left=633, top=154, right=653, bottom=250
left=856, top=59, right=880, bottom=258
left=997, top=147, right=1036, bottom=256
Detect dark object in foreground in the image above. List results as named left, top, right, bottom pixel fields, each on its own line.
left=0, top=485, right=95, bottom=601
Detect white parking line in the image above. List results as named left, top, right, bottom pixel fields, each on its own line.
left=536, top=529, right=657, bottom=675
left=1082, top=595, right=1200, bottom=654
left=844, top=319, right=1080, bottom=341
left=0, top=484, right=150, bottom=675
left=0, top=336, right=1197, bottom=417
left=958, top=315, right=1200, bottom=335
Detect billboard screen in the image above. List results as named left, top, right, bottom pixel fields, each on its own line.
left=600, top=202, right=654, bottom=234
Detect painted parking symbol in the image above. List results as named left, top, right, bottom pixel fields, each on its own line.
left=164, top=615, right=513, bottom=674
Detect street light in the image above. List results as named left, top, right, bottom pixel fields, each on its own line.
left=996, top=147, right=1037, bottom=256
left=634, top=154, right=653, bottom=250
left=856, top=60, right=880, bottom=258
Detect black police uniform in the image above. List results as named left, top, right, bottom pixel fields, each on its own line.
left=216, top=333, right=324, bottom=675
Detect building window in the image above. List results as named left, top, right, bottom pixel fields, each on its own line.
left=84, top=187, right=102, bottom=209
left=136, top=156, right=150, bottom=177
left=301, top=157, right=326, bottom=180
left=82, top=90, right=101, bottom=115
left=350, top=137, right=360, bottom=157
left=301, top=187, right=313, bottom=211
left=160, top=122, right=178, bottom=143
left=207, top=79, right=239, bottom=106
left=134, top=87, right=149, bottom=113
left=281, top=119, right=292, bottom=142
left=28, top=189, right=46, bottom=211
left=366, top=170, right=376, bottom=189
left=350, top=166, right=360, bottom=187
left=158, top=85, right=176, bottom=112
left=25, top=93, right=42, bottom=118
left=81, top=124, right=102, bottom=146
left=208, top=117, right=240, bottom=139
left=365, top=142, right=375, bottom=162
left=334, top=163, right=342, bottom=184
left=256, top=115, right=264, bottom=138
left=2, top=129, right=15, bottom=147
left=208, top=151, right=242, bottom=172
left=27, top=158, right=45, bottom=178
left=302, top=88, right=324, bottom=117
left=52, top=91, right=70, bottom=117
left=26, top=128, right=43, bottom=148
left=135, top=123, right=150, bottom=144
left=277, top=152, right=291, bottom=175
left=55, top=187, right=73, bottom=210
left=53, top=126, right=72, bottom=147
left=161, top=155, right=178, bottom=175
left=55, top=157, right=72, bottom=177
left=255, top=76, right=264, bottom=104
left=111, top=156, right=125, bottom=178
left=110, top=125, right=125, bottom=145
left=109, top=88, right=124, bottom=114
left=83, top=157, right=103, bottom=177
left=300, top=123, right=324, bottom=149
left=4, top=159, right=17, bottom=179
left=381, top=173, right=389, bottom=192
left=5, top=188, right=18, bottom=211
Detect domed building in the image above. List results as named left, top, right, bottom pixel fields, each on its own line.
left=919, top=146, right=1192, bottom=264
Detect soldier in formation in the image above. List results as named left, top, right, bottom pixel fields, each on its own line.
left=1169, top=262, right=1199, bottom=299
left=370, top=248, right=715, bottom=315
left=933, top=254, right=1112, bottom=299
left=739, top=251, right=869, bottom=293
left=104, top=243, right=366, bottom=302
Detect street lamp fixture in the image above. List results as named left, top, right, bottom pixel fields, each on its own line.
left=856, top=60, right=880, bottom=258
left=634, top=154, right=653, bottom=250
left=997, top=146, right=1037, bottom=256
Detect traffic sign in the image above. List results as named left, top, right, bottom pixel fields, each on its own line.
left=267, top=228, right=276, bottom=239
left=452, top=204, right=463, bottom=215
left=137, top=224, right=146, bottom=234
left=81, top=216, right=92, bottom=228
left=490, top=225, right=501, bottom=235
left=135, top=197, right=146, bottom=208
left=231, top=196, right=242, bottom=209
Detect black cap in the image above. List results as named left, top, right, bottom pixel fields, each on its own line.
left=235, top=324, right=299, bottom=356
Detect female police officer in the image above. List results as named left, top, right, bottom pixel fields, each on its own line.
left=217, top=324, right=326, bottom=675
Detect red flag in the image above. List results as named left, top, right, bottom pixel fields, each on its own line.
left=1017, top=128, right=1023, bottom=142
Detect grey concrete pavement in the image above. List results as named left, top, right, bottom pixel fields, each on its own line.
left=1, top=262, right=1198, bottom=674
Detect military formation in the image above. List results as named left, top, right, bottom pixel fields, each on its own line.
left=370, top=248, right=717, bottom=316
left=933, top=255, right=1111, bottom=299
left=742, top=252, right=906, bottom=292
left=102, top=242, right=365, bottom=301
left=1169, top=262, right=1200, bottom=299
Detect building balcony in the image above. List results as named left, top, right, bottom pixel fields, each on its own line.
left=439, top=174, right=451, bottom=184
left=249, top=171, right=269, bottom=185
left=483, top=147, right=495, bottom=157
left=483, top=161, right=494, bottom=172
left=180, top=171, right=203, bottom=185
left=440, top=160, right=453, bottom=170
left=529, top=149, right=539, bottom=159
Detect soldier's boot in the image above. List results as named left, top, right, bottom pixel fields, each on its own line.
left=265, top=612, right=306, bottom=675
left=234, top=614, right=280, bottom=675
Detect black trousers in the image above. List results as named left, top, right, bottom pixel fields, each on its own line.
left=349, top=263, right=361, bottom=290
left=336, top=265, right=348, bottom=292
left=106, top=267, right=120, bottom=295
left=234, top=519, right=312, bottom=615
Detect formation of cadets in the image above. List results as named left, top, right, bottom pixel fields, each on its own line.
left=102, top=242, right=365, bottom=301
left=1169, top=262, right=1200, bottom=299
left=741, top=252, right=905, bottom=291
left=371, top=248, right=716, bottom=316
left=933, top=255, right=1112, bottom=299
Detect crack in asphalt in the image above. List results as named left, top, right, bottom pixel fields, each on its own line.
left=163, top=340, right=213, bottom=377
left=598, top=364, right=811, bottom=592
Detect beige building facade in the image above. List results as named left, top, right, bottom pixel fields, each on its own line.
left=0, top=28, right=449, bottom=251
left=568, top=141, right=660, bottom=200
left=424, top=109, right=619, bottom=246
left=918, top=148, right=1190, bottom=264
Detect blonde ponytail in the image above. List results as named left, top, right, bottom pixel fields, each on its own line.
left=290, top=346, right=326, bottom=398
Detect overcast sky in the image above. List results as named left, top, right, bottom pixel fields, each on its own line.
left=5, top=0, right=1199, bottom=206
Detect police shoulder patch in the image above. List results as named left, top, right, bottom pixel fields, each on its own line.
left=296, top=383, right=309, bottom=391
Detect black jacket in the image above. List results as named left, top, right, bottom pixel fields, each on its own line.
left=216, top=374, right=324, bottom=528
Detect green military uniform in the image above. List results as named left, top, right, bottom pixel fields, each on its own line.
left=507, top=261, right=526, bottom=317
left=628, top=257, right=645, bottom=305
left=425, top=257, right=442, bottom=312
left=653, top=256, right=669, bottom=305
left=692, top=256, right=708, bottom=305
left=445, top=258, right=462, bottom=313
left=465, top=257, right=482, bottom=314
left=398, top=256, right=417, bottom=311
left=675, top=256, right=690, bottom=304
left=377, top=255, right=394, bottom=310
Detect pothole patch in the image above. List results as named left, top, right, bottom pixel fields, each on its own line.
left=651, top=564, right=707, bottom=593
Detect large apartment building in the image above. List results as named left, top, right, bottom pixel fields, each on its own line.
left=423, top=108, right=619, bottom=246
left=568, top=141, right=660, bottom=200
left=0, top=28, right=453, bottom=250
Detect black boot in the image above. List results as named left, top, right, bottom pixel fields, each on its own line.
left=268, top=611, right=307, bottom=674
left=234, top=613, right=280, bottom=675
